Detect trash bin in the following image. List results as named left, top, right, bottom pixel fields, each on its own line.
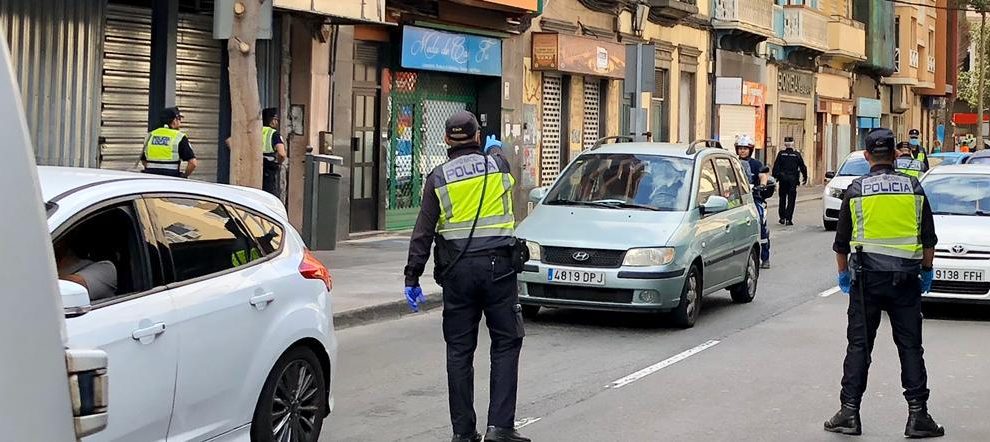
left=303, top=153, right=344, bottom=250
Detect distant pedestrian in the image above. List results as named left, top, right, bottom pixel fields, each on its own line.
left=825, top=127, right=943, bottom=438
left=142, top=107, right=197, bottom=178
left=908, top=128, right=930, bottom=170
left=261, top=107, right=287, bottom=196
left=771, top=136, right=807, bottom=225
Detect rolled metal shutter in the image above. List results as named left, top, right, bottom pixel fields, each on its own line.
left=540, top=74, right=562, bottom=187
left=176, top=13, right=221, bottom=181
left=101, top=5, right=151, bottom=172
left=717, top=105, right=756, bottom=149
left=582, top=79, right=600, bottom=151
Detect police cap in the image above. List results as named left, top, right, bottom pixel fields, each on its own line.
left=262, top=107, right=278, bottom=125
left=161, top=107, right=183, bottom=123
left=863, top=128, right=895, bottom=153
left=445, top=111, right=479, bottom=142
left=909, top=128, right=920, bottom=138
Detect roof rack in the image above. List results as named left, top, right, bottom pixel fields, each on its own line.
left=686, top=139, right=724, bottom=155
left=589, top=135, right=635, bottom=151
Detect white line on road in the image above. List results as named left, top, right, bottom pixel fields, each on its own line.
left=607, top=340, right=720, bottom=389
left=819, top=286, right=841, bottom=297
left=514, top=417, right=542, bottom=429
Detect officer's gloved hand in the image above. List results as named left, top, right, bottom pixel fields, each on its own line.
left=920, top=269, right=935, bottom=293
left=837, top=270, right=852, bottom=294
left=404, top=285, right=426, bottom=312
left=485, top=134, right=502, bottom=153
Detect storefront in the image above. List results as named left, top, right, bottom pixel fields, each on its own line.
left=714, top=78, right=766, bottom=157
left=530, top=32, right=625, bottom=186
left=816, top=97, right=854, bottom=174
left=776, top=67, right=817, bottom=180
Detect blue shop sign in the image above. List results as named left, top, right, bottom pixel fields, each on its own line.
left=856, top=98, right=881, bottom=119
left=401, top=26, right=502, bottom=77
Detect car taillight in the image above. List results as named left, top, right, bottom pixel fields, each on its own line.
left=299, top=249, right=332, bottom=291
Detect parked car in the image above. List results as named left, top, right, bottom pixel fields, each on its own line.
left=921, top=164, right=990, bottom=303
left=964, top=149, right=990, bottom=165
left=41, top=167, right=336, bottom=442
left=929, top=152, right=970, bottom=167
left=515, top=140, right=761, bottom=328
left=822, top=150, right=869, bottom=231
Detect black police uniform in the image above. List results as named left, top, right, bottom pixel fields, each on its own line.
left=771, top=139, right=808, bottom=224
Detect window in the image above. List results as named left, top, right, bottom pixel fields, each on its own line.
left=714, top=157, right=743, bottom=208
left=543, top=153, right=694, bottom=211
left=678, top=72, right=696, bottom=142
left=697, top=159, right=719, bottom=207
left=147, top=197, right=260, bottom=282
left=230, top=206, right=284, bottom=256
left=652, top=69, right=670, bottom=142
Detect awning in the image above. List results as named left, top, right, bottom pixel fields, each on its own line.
left=274, top=0, right=389, bottom=24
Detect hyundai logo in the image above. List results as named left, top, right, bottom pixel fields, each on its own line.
left=951, top=245, right=967, bottom=255
left=572, top=251, right=591, bottom=261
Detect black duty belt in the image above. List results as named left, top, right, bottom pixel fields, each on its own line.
left=463, top=247, right=512, bottom=258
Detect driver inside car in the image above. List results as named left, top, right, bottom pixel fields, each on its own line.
left=54, top=235, right=118, bottom=302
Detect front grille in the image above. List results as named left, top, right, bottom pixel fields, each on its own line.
left=931, top=281, right=990, bottom=295
left=542, top=246, right=625, bottom=268
left=527, top=283, right=634, bottom=304
left=825, top=208, right=840, bottom=219
left=935, top=249, right=990, bottom=260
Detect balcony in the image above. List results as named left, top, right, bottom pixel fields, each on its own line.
left=649, top=0, right=699, bottom=25
left=824, top=17, right=866, bottom=64
left=712, top=0, right=776, bottom=39
left=782, top=5, right=829, bottom=52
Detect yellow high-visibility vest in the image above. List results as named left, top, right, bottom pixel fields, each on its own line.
left=144, top=126, right=185, bottom=173
left=262, top=126, right=276, bottom=158
left=433, top=154, right=515, bottom=246
left=849, top=173, right=924, bottom=262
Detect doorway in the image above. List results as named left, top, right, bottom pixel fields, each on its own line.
left=350, top=43, right=382, bottom=233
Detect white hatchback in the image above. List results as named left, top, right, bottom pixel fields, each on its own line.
left=42, top=167, right=336, bottom=442
left=822, top=150, right=869, bottom=231
left=922, top=165, right=990, bottom=302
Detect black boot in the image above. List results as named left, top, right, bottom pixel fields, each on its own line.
left=451, top=432, right=482, bottom=442
left=484, top=426, right=530, bottom=442
left=905, top=401, right=945, bottom=438
left=824, top=403, right=862, bottom=435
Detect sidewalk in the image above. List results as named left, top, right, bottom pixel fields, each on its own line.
left=765, top=184, right=824, bottom=209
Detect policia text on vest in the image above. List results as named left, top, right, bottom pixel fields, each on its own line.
left=142, top=107, right=197, bottom=178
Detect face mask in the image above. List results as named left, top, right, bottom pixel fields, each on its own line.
left=784, top=142, right=794, bottom=149
left=909, top=139, right=920, bottom=147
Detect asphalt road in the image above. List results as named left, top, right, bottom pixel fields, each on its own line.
left=321, top=200, right=990, bottom=441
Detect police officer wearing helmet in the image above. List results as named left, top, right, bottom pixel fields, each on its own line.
left=895, top=141, right=924, bottom=178
left=735, top=134, right=774, bottom=268
left=908, top=128, right=930, bottom=170
left=771, top=136, right=808, bottom=225
left=142, top=107, right=197, bottom=178
left=826, top=128, right=943, bottom=438
left=403, top=111, right=529, bottom=442
left=261, top=107, right=287, bottom=196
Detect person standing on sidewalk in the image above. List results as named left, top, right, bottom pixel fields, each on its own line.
left=261, top=107, right=287, bottom=196
left=825, top=127, right=944, bottom=438
left=402, top=111, right=529, bottom=442
left=771, top=136, right=807, bottom=225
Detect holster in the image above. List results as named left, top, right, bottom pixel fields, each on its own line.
left=433, top=237, right=456, bottom=286
left=509, top=237, right=530, bottom=274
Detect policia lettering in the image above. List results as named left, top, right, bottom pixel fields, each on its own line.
left=144, top=127, right=184, bottom=173
left=850, top=174, right=924, bottom=261
left=435, top=155, right=514, bottom=242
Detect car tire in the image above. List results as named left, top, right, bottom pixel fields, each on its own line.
left=521, top=305, right=540, bottom=320
left=823, top=219, right=837, bottom=231
left=251, top=346, right=328, bottom=442
left=670, top=265, right=702, bottom=328
left=729, top=250, right=759, bottom=304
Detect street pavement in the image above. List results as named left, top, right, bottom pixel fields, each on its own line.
left=313, top=193, right=990, bottom=441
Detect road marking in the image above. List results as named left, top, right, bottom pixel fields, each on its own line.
left=607, top=340, right=720, bottom=389
left=514, top=417, right=542, bottom=429
left=819, top=286, right=841, bottom=297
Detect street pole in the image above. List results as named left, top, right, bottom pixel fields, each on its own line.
left=630, top=43, right=648, bottom=142
left=978, top=10, right=987, bottom=148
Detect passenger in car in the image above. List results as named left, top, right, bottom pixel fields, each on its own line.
left=54, top=237, right=118, bottom=302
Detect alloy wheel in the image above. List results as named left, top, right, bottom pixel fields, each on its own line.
left=271, top=360, right=321, bottom=442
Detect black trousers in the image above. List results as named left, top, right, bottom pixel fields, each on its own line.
left=262, top=162, right=280, bottom=196
left=840, top=272, right=930, bottom=406
left=777, top=179, right=798, bottom=222
left=441, top=253, right=525, bottom=435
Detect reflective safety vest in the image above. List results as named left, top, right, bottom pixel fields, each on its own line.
left=914, top=149, right=927, bottom=164
left=231, top=247, right=262, bottom=267
left=432, top=153, right=515, bottom=249
left=144, top=126, right=185, bottom=173
left=895, top=157, right=924, bottom=178
left=848, top=172, right=924, bottom=268
left=261, top=126, right=276, bottom=160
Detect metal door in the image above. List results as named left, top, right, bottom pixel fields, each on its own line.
left=351, top=43, right=381, bottom=232
left=541, top=74, right=562, bottom=186
left=779, top=119, right=805, bottom=151
left=582, top=79, right=601, bottom=151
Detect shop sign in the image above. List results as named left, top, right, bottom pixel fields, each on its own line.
left=778, top=69, right=814, bottom=97
left=743, top=82, right=766, bottom=150
left=816, top=97, right=854, bottom=115
left=856, top=97, right=881, bottom=118
left=275, top=0, right=385, bottom=24
left=401, top=26, right=502, bottom=77
left=477, top=0, right=539, bottom=11
left=530, top=33, right=626, bottom=79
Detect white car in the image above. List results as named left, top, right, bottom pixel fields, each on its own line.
left=921, top=165, right=990, bottom=303
left=822, top=150, right=869, bottom=231
left=41, top=166, right=336, bottom=442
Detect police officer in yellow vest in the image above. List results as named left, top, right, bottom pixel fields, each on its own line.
left=908, top=128, right=930, bottom=170
left=825, top=128, right=944, bottom=438
left=142, top=107, right=197, bottom=178
left=403, top=111, right=529, bottom=442
left=261, top=107, right=287, bottom=196
left=895, top=141, right=924, bottom=178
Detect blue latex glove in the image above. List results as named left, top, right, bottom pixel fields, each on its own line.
left=404, top=286, right=426, bottom=312
left=921, top=269, right=934, bottom=293
left=837, top=270, right=852, bottom=294
left=485, top=134, right=502, bottom=152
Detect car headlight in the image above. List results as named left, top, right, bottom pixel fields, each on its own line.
left=622, top=248, right=675, bottom=266
left=828, top=187, right=845, bottom=199
left=525, top=241, right=541, bottom=261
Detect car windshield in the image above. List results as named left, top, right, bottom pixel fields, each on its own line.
left=931, top=155, right=963, bottom=166
left=544, top=153, right=693, bottom=211
left=923, top=174, right=990, bottom=216
left=837, top=155, right=869, bottom=176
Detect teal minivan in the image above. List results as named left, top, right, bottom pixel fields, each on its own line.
left=516, top=140, right=761, bottom=328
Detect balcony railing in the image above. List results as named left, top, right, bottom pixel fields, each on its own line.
left=782, top=5, right=829, bottom=52
left=825, top=17, right=866, bottom=62
left=712, top=0, right=775, bottom=38
left=909, top=49, right=919, bottom=68
left=927, top=55, right=936, bottom=73
left=894, top=47, right=901, bottom=73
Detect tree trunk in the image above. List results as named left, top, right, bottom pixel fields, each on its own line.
left=228, top=0, right=263, bottom=188
left=978, top=11, right=987, bottom=148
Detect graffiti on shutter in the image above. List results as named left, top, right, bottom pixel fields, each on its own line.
left=583, top=79, right=600, bottom=151
left=540, top=75, right=562, bottom=186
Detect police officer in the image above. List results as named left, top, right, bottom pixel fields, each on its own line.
left=142, top=107, right=197, bottom=178
left=771, top=136, right=808, bottom=225
left=403, top=111, right=529, bottom=442
left=908, top=128, right=930, bottom=170
left=735, top=134, right=774, bottom=268
left=261, top=107, right=287, bottom=196
left=825, top=128, right=943, bottom=438
left=895, top=141, right=924, bottom=178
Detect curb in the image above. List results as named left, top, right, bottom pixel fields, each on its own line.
left=333, top=293, right=443, bottom=329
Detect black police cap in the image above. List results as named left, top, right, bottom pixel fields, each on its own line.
left=909, top=128, right=920, bottom=138
left=161, top=107, right=183, bottom=123
left=863, top=128, right=895, bottom=153
left=445, top=110, right=479, bottom=142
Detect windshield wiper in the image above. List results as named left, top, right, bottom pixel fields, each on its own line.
left=595, top=201, right=663, bottom=211
left=545, top=199, right=618, bottom=209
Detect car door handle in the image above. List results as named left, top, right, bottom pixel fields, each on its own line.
left=724, top=224, right=731, bottom=232
left=132, top=322, right=166, bottom=344
left=745, top=217, right=753, bottom=226
left=250, top=292, right=276, bottom=309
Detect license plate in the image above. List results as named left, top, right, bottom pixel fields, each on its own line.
left=547, top=268, right=606, bottom=286
left=934, top=268, right=986, bottom=282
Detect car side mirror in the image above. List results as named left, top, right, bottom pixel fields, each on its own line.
left=700, top=195, right=730, bottom=215
left=529, top=187, right=549, bottom=204
left=825, top=171, right=836, bottom=180
left=60, top=280, right=92, bottom=317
